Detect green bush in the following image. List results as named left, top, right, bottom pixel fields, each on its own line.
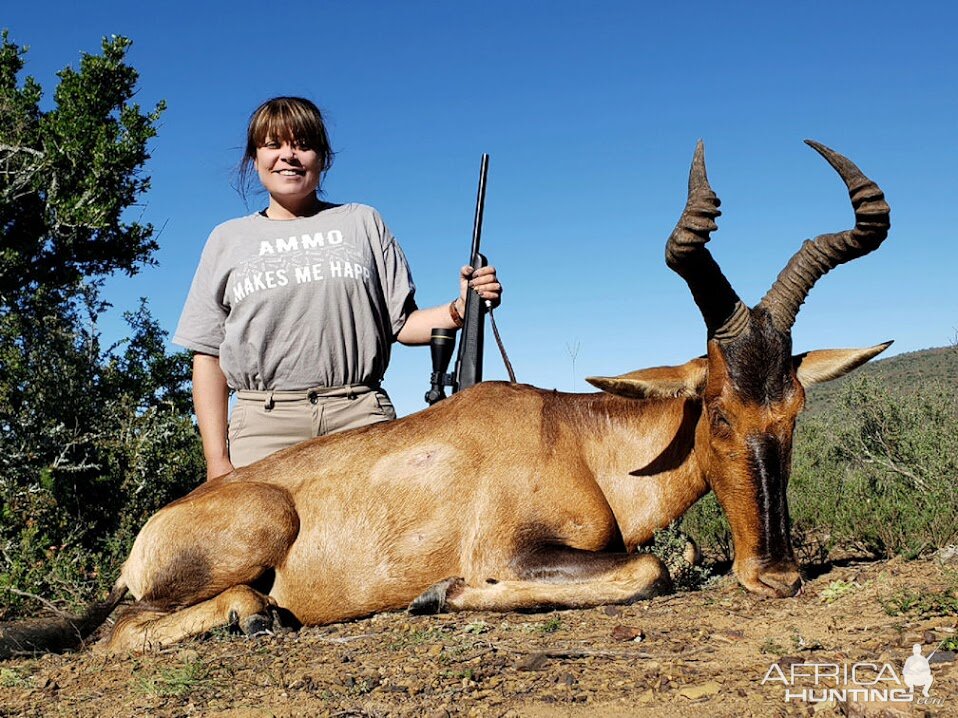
left=0, top=296, right=203, bottom=618
left=0, top=33, right=201, bottom=619
left=642, top=522, right=714, bottom=591
left=675, top=493, right=733, bottom=564
left=792, top=376, right=958, bottom=559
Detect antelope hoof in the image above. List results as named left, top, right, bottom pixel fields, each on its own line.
left=736, top=559, right=804, bottom=598
left=628, top=554, right=674, bottom=602
left=408, top=577, right=465, bottom=615
left=240, top=611, right=274, bottom=637
left=759, top=569, right=803, bottom=598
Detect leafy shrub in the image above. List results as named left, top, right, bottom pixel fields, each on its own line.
left=643, top=522, right=714, bottom=591
left=0, top=34, right=201, bottom=619
left=676, top=493, right=733, bottom=564
left=0, top=296, right=203, bottom=618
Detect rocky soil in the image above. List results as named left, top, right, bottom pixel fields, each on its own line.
left=1, top=556, right=956, bottom=717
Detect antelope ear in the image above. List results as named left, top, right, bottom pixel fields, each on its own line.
left=793, top=341, right=893, bottom=386
left=586, top=357, right=708, bottom=399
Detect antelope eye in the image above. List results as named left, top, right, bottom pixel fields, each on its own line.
left=710, top=409, right=732, bottom=433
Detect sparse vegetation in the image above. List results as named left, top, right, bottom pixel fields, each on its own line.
left=136, top=658, right=213, bottom=698
left=940, top=636, right=958, bottom=651
left=387, top=626, right=449, bottom=650
left=820, top=579, right=861, bottom=603
left=760, top=638, right=787, bottom=655
left=643, top=522, right=714, bottom=591
left=537, top=616, right=562, bottom=633
left=517, top=617, right=562, bottom=634
left=879, top=588, right=958, bottom=618
left=879, top=566, right=958, bottom=617
left=0, top=667, right=29, bottom=688
left=463, top=620, right=490, bottom=634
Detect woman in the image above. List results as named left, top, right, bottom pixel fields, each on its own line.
left=173, top=97, right=502, bottom=480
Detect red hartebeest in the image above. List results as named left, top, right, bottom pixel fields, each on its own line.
left=0, top=140, right=890, bottom=656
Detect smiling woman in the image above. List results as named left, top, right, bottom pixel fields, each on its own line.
left=239, top=97, right=335, bottom=219
left=172, top=97, right=503, bottom=480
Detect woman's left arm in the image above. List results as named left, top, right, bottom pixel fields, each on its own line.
left=396, top=265, right=502, bottom=345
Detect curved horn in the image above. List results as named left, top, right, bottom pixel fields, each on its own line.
left=666, top=141, right=749, bottom=342
left=759, top=140, right=891, bottom=332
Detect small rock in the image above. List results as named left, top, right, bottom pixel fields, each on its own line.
left=427, top=644, right=443, bottom=658
left=677, top=681, right=721, bottom=700
left=899, top=632, right=924, bottom=647
left=812, top=698, right=838, bottom=714
left=40, top=677, right=59, bottom=691
left=177, top=648, right=200, bottom=663
left=775, top=655, right=804, bottom=670
left=517, top=652, right=550, bottom=671
left=936, top=545, right=958, bottom=563
left=603, top=606, right=623, bottom=617
left=637, top=688, right=655, bottom=703
left=610, top=624, right=644, bottom=642
left=930, top=650, right=956, bottom=664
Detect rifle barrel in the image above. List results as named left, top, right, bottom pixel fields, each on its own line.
left=470, top=154, right=489, bottom=262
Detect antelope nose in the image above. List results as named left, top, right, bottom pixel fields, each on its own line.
left=759, top=567, right=803, bottom=597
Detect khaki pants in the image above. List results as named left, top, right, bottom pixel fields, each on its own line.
left=228, top=385, right=397, bottom=468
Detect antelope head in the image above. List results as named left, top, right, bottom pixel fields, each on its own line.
left=592, top=140, right=891, bottom=597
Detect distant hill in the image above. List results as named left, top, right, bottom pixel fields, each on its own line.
left=804, top=345, right=958, bottom=416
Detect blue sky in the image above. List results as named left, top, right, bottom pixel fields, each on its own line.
left=5, top=2, right=957, bottom=415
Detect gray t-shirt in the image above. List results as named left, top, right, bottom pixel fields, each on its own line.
left=173, top=203, right=417, bottom=391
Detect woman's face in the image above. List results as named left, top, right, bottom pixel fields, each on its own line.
left=255, top=137, right=322, bottom=204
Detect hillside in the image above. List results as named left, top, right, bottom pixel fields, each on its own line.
left=803, top=344, right=958, bottom=416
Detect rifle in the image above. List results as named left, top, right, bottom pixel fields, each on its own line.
left=425, top=154, right=490, bottom=405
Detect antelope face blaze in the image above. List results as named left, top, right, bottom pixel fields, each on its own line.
left=702, top=313, right=806, bottom=597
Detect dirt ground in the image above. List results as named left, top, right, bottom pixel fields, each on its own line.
left=1, top=556, right=956, bottom=718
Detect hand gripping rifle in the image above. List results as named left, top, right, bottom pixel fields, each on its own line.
left=425, top=154, right=514, bottom=405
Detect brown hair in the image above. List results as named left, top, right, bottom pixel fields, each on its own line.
left=237, top=97, right=335, bottom=198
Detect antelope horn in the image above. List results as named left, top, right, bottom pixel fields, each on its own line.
left=666, top=141, right=749, bottom=342
left=759, top=140, right=891, bottom=332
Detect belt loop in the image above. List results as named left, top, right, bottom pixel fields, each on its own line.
left=346, top=385, right=356, bottom=400
left=264, top=391, right=275, bottom=411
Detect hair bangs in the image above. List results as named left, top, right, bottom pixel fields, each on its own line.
left=251, top=100, right=321, bottom=148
